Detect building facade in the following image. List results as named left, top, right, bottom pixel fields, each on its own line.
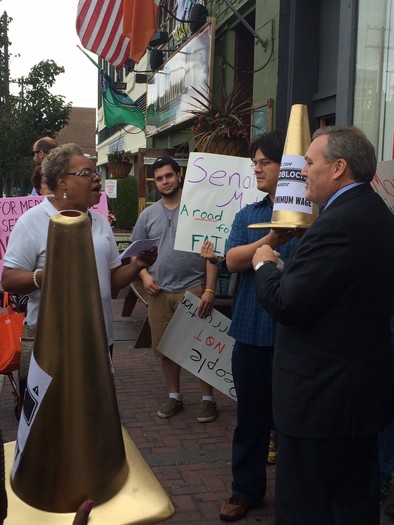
left=95, top=0, right=394, bottom=212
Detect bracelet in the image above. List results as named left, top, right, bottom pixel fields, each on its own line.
left=205, top=288, right=215, bottom=294
left=32, top=269, right=41, bottom=289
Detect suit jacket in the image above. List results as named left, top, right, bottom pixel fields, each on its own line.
left=255, top=184, right=394, bottom=439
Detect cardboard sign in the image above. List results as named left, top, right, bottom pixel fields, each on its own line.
left=174, top=152, right=262, bottom=256
left=105, top=179, right=118, bottom=199
left=158, top=291, right=236, bottom=400
left=0, top=194, right=109, bottom=275
left=372, top=160, right=394, bottom=214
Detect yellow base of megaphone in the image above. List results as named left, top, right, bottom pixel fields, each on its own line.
left=248, top=221, right=309, bottom=230
left=4, top=428, right=175, bottom=525
left=248, top=210, right=316, bottom=230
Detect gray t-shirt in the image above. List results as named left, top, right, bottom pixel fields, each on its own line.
left=131, top=200, right=206, bottom=292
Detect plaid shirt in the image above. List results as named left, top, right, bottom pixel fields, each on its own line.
left=225, top=196, right=297, bottom=346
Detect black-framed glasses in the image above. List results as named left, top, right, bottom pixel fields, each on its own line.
left=65, top=168, right=101, bottom=178
left=251, top=159, right=274, bottom=168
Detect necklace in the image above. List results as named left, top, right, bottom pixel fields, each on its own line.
left=161, top=201, right=179, bottom=226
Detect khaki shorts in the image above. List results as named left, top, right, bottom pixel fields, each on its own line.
left=148, top=284, right=204, bottom=357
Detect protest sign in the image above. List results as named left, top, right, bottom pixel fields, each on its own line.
left=0, top=194, right=108, bottom=274
left=105, top=179, right=118, bottom=199
left=372, top=160, right=394, bottom=214
left=158, top=291, right=236, bottom=400
left=174, top=152, right=262, bottom=256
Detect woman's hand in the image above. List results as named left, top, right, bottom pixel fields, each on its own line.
left=134, top=247, right=158, bottom=269
left=72, top=500, right=93, bottom=525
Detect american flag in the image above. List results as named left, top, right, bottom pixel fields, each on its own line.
left=76, top=0, right=130, bottom=68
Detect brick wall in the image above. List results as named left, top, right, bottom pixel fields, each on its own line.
left=56, top=107, right=96, bottom=157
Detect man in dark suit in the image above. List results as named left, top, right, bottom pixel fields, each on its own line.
left=252, top=126, right=394, bottom=525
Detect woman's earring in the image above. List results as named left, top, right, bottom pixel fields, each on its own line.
left=63, top=190, right=67, bottom=200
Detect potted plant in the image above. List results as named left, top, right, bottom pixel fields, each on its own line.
left=187, top=82, right=251, bottom=156
left=107, top=150, right=133, bottom=178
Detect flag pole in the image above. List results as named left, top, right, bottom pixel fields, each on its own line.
left=76, top=45, right=100, bottom=70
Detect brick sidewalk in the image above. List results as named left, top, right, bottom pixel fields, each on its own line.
left=0, top=296, right=275, bottom=524
left=2, top=295, right=393, bottom=524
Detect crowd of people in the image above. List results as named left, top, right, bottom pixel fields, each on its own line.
left=1, top=125, right=394, bottom=524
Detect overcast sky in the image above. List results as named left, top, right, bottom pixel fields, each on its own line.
left=1, top=0, right=98, bottom=108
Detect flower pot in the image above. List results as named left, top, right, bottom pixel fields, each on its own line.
left=195, top=137, right=248, bottom=157
left=109, top=163, right=132, bottom=179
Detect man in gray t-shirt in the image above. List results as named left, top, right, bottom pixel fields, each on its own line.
left=132, top=156, right=218, bottom=422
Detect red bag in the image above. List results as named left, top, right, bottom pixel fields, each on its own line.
left=0, top=292, right=24, bottom=373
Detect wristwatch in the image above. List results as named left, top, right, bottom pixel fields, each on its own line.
left=254, top=260, right=275, bottom=271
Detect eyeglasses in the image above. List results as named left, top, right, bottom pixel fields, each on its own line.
left=251, top=159, right=274, bottom=168
left=66, top=168, right=101, bottom=178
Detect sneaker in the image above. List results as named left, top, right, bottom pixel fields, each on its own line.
left=267, top=433, right=278, bottom=464
left=196, top=400, right=217, bottom=422
left=157, top=398, right=183, bottom=418
left=219, top=495, right=253, bottom=522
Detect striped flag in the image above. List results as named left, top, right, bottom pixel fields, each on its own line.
left=76, top=0, right=130, bottom=68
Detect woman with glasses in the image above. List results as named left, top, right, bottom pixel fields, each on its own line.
left=1, top=143, right=157, bottom=396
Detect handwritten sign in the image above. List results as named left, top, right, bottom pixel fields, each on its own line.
left=0, top=194, right=108, bottom=275
left=174, top=152, right=262, bottom=256
left=158, top=291, right=236, bottom=400
left=371, top=160, right=394, bottom=214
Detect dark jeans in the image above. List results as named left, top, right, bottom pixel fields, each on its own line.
left=231, top=341, right=273, bottom=505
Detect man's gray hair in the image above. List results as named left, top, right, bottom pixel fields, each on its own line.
left=41, top=143, right=84, bottom=191
left=312, top=126, right=377, bottom=182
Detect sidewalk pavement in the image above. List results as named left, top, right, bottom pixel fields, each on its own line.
left=0, top=293, right=393, bottom=524
left=0, top=294, right=275, bottom=524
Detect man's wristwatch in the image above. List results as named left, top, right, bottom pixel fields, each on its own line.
left=254, top=260, right=276, bottom=271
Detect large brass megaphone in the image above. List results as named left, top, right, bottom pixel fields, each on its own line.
left=4, top=210, right=174, bottom=524
left=249, top=104, right=319, bottom=230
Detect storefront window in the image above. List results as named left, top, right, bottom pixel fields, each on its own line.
left=354, top=0, right=394, bottom=160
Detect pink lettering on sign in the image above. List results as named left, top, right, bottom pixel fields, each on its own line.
left=371, top=173, right=394, bottom=197
left=0, top=194, right=109, bottom=274
left=193, top=329, right=227, bottom=354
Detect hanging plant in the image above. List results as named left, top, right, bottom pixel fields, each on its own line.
left=186, top=82, right=252, bottom=155
left=107, top=150, right=133, bottom=165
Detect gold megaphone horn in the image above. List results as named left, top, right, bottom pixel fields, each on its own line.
left=4, top=210, right=174, bottom=524
left=249, top=104, right=319, bottom=230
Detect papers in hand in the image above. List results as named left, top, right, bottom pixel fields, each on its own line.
left=120, top=238, right=160, bottom=260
